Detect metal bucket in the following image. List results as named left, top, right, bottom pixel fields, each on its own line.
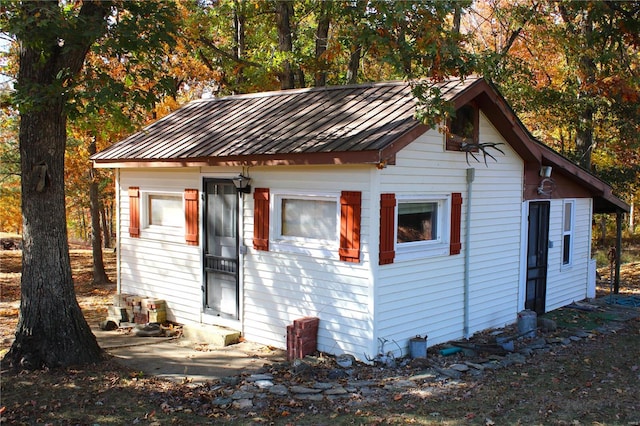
left=517, top=309, right=537, bottom=338
left=409, top=335, right=427, bottom=359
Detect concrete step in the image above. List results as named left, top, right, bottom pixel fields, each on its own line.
left=182, top=323, right=241, bottom=347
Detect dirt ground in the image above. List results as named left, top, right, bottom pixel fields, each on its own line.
left=0, top=249, right=116, bottom=352
left=1, top=248, right=640, bottom=425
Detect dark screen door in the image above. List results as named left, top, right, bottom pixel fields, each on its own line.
left=203, top=179, right=239, bottom=319
left=525, top=201, right=550, bottom=314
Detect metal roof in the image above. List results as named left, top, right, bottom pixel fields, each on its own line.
left=91, top=76, right=628, bottom=213
left=91, top=77, right=480, bottom=165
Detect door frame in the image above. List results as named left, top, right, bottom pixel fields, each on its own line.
left=520, top=200, right=550, bottom=314
left=200, top=176, right=245, bottom=328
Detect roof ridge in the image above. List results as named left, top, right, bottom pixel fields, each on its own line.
left=191, top=76, right=483, bottom=104
left=191, top=80, right=415, bottom=103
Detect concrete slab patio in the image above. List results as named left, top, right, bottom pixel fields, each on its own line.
left=93, top=296, right=640, bottom=385
left=94, top=327, right=286, bottom=384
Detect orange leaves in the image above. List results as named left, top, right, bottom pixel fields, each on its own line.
left=599, top=76, right=639, bottom=103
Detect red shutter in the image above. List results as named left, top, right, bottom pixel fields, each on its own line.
left=184, top=189, right=199, bottom=246
left=450, top=192, right=463, bottom=255
left=339, top=191, right=361, bottom=263
left=128, top=187, right=140, bottom=238
left=379, top=193, right=396, bottom=265
left=253, top=188, right=270, bottom=251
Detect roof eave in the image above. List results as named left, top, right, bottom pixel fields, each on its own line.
left=540, top=143, right=629, bottom=213
left=92, top=149, right=393, bottom=169
left=457, top=80, right=628, bottom=214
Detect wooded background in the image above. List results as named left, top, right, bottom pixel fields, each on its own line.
left=1, top=0, right=638, bottom=243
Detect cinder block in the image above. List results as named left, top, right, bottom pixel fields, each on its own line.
left=148, top=309, right=166, bottom=324
left=287, top=317, right=319, bottom=360
left=112, top=293, right=132, bottom=307
left=142, top=298, right=166, bottom=310
left=182, top=324, right=240, bottom=347
left=107, top=306, right=128, bottom=322
left=133, top=312, right=147, bottom=324
left=293, top=317, right=319, bottom=330
left=126, top=295, right=144, bottom=307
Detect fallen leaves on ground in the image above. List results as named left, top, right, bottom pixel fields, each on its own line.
left=2, top=248, right=640, bottom=424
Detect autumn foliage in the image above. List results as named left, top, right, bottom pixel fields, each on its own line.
left=0, top=0, right=637, bottom=240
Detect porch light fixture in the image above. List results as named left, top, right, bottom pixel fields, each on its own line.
left=537, top=166, right=555, bottom=196
left=232, top=174, right=252, bottom=194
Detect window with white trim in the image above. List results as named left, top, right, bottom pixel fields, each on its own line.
left=397, top=201, right=438, bottom=243
left=140, top=191, right=185, bottom=240
left=148, top=194, right=183, bottom=228
left=395, top=195, right=449, bottom=260
left=271, top=191, right=340, bottom=256
left=281, top=197, right=337, bottom=241
left=562, top=200, right=574, bottom=266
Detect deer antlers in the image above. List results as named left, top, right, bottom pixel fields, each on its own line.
left=460, top=141, right=505, bottom=166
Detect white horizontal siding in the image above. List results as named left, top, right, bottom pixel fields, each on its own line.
left=113, top=118, right=596, bottom=363
left=545, top=198, right=592, bottom=311
left=239, top=166, right=375, bottom=358
left=375, top=113, right=524, bottom=355
left=118, top=169, right=203, bottom=324
left=121, top=168, right=201, bottom=190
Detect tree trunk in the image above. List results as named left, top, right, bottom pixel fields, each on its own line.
left=347, top=45, right=361, bottom=84
left=600, top=214, right=607, bottom=247
left=101, top=203, right=111, bottom=249
left=89, top=138, right=110, bottom=285
left=233, top=0, right=246, bottom=87
left=2, top=1, right=106, bottom=370
left=453, top=4, right=462, bottom=34
left=276, top=0, right=295, bottom=89
left=314, top=1, right=330, bottom=87
left=398, top=22, right=411, bottom=76
left=575, top=107, right=594, bottom=169
left=3, top=99, right=103, bottom=370
left=566, top=5, right=596, bottom=170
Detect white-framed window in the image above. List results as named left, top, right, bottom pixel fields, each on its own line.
left=148, top=194, right=184, bottom=227
left=271, top=191, right=340, bottom=257
left=562, top=200, right=575, bottom=266
left=142, top=191, right=185, bottom=238
left=395, top=195, right=449, bottom=260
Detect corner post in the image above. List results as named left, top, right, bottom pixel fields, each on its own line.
left=614, top=209, right=623, bottom=293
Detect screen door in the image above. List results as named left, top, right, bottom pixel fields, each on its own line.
left=203, top=179, right=239, bottom=319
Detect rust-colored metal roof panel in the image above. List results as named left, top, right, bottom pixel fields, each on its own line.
left=92, top=77, right=480, bottom=164
left=92, top=76, right=628, bottom=212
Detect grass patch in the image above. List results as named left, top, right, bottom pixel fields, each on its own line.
left=541, top=308, right=611, bottom=330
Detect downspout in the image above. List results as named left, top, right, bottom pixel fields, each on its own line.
left=464, top=168, right=475, bottom=338
left=115, top=168, right=122, bottom=296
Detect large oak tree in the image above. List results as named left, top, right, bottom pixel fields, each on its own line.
left=1, top=0, right=177, bottom=370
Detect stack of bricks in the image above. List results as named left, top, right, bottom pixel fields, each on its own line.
left=286, top=317, right=319, bottom=361
left=105, top=293, right=133, bottom=325
left=107, top=294, right=167, bottom=325
left=126, top=295, right=146, bottom=324
left=143, top=298, right=167, bottom=324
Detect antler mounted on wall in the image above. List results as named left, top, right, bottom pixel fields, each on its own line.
left=460, top=142, right=505, bottom=166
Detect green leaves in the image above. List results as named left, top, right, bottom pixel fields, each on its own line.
left=411, top=82, right=456, bottom=130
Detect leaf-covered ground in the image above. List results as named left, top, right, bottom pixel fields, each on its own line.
left=1, top=248, right=640, bottom=425
left=0, top=249, right=116, bottom=352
